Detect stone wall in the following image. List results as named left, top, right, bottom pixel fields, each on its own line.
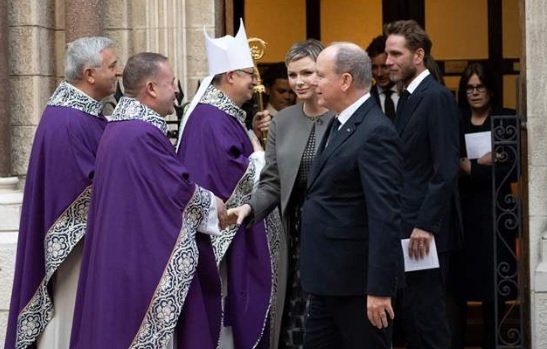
left=103, top=0, right=216, bottom=109
left=526, top=0, right=547, bottom=346
left=8, top=0, right=59, bottom=176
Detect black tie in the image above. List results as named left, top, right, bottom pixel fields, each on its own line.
left=384, top=89, right=396, bottom=120
left=396, top=90, right=410, bottom=120
left=325, top=118, right=341, bottom=148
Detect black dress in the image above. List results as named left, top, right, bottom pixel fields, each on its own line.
left=279, top=122, right=316, bottom=349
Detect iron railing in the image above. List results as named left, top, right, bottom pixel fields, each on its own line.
left=491, top=114, right=524, bottom=349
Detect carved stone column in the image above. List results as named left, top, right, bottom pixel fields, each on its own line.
left=0, top=0, right=11, bottom=176
left=65, top=0, right=104, bottom=42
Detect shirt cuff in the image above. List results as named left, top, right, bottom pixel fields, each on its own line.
left=197, top=190, right=221, bottom=236
left=249, top=151, right=265, bottom=184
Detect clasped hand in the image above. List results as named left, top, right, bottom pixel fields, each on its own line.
left=408, top=228, right=434, bottom=260
left=252, top=110, right=271, bottom=140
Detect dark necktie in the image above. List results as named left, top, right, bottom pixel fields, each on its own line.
left=325, top=118, right=341, bottom=148
left=383, top=89, right=396, bottom=120
left=395, top=90, right=410, bottom=121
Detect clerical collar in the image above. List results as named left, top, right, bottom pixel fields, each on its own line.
left=200, top=84, right=247, bottom=125
left=47, top=80, right=104, bottom=117
left=110, top=97, right=168, bottom=136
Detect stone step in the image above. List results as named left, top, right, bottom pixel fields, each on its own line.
left=0, top=177, right=21, bottom=347
left=0, top=177, right=23, bottom=233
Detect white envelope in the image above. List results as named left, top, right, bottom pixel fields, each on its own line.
left=401, top=237, right=440, bottom=272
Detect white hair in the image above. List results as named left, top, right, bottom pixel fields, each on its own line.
left=64, top=36, right=114, bottom=82
left=330, top=42, right=372, bottom=90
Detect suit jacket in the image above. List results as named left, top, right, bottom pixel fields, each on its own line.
left=370, top=85, right=381, bottom=109
left=249, top=104, right=333, bottom=220
left=300, top=97, right=403, bottom=296
left=395, top=74, right=462, bottom=253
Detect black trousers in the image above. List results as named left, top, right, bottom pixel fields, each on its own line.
left=399, top=253, right=450, bottom=349
left=303, top=294, right=392, bottom=349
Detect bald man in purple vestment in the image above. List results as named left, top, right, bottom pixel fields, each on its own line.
left=4, top=37, right=121, bottom=349
left=175, top=21, right=280, bottom=349
left=68, top=52, right=228, bottom=349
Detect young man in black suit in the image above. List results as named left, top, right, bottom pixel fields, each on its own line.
left=299, top=42, right=403, bottom=349
left=385, top=20, right=461, bottom=349
left=366, top=35, right=400, bottom=120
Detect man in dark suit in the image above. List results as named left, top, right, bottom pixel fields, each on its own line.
left=366, top=35, right=400, bottom=120
left=299, top=42, right=403, bottom=349
left=385, top=20, right=461, bottom=349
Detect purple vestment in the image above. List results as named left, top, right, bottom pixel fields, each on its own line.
left=69, top=97, right=215, bottom=349
left=5, top=82, right=106, bottom=349
left=177, top=86, right=272, bottom=349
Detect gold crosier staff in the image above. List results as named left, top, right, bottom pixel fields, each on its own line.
left=247, top=37, right=268, bottom=147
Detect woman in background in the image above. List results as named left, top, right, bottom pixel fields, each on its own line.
left=450, top=62, right=516, bottom=349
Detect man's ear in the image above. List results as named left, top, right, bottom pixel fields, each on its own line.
left=225, top=71, right=236, bottom=85
left=146, top=81, right=157, bottom=98
left=414, top=48, right=425, bottom=65
left=83, top=67, right=95, bottom=84
left=340, top=72, right=353, bottom=92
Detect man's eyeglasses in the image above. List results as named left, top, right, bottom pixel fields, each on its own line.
left=465, top=84, right=486, bottom=94
left=236, top=69, right=257, bottom=79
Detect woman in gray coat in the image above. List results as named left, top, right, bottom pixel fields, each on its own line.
left=232, top=39, right=333, bottom=348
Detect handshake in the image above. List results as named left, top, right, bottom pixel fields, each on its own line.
left=216, top=201, right=253, bottom=230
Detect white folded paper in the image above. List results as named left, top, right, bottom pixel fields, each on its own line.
left=464, top=131, right=491, bottom=159
left=401, top=237, right=440, bottom=272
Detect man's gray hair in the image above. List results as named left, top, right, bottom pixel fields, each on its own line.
left=331, top=42, right=372, bottom=90
left=64, top=36, right=114, bottom=82
left=122, top=52, right=168, bottom=97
